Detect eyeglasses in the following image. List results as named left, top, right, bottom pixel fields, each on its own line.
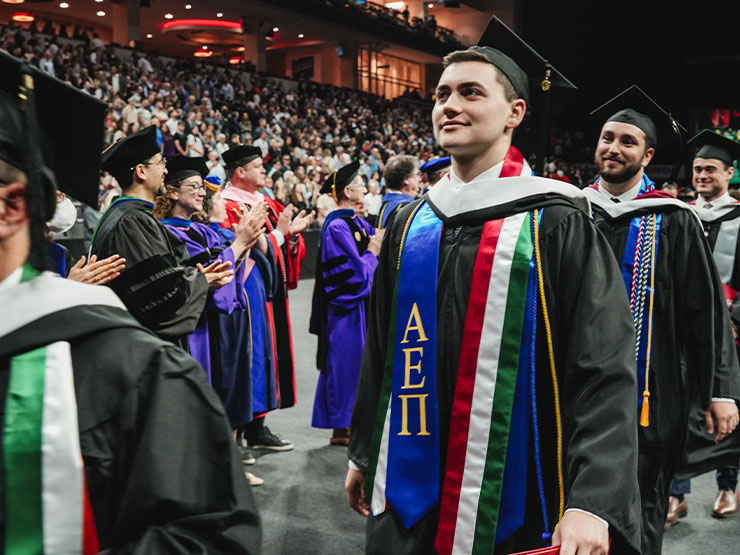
left=140, top=156, right=165, bottom=168
left=180, top=182, right=206, bottom=192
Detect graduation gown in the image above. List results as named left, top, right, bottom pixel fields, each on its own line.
left=0, top=272, right=260, bottom=554
left=377, top=190, right=415, bottom=229
left=583, top=184, right=740, bottom=555
left=161, top=219, right=247, bottom=380
left=673, top=201, right=740, bottom=480
left=221, top=187, right=306, bottom=409
left=89, top=197, right=208, bottom=347
left=309, top=209, right=378, bottom=429
left=350, top=160, right=641, bottom=555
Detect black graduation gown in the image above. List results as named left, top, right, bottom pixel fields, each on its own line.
left=89, top=198, right=208, bottom=347
left=349, top=194, right=641, bottom=555
left=587, top=194, right=740, bottom=555
left=0, top=276, right=261, bottom=554
left=674, top=203, right=740, bottom=480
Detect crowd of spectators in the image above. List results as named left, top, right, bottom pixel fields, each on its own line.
left=2, top=17, right=678, bottom=218
left=322, top=0, right=461, bottom=48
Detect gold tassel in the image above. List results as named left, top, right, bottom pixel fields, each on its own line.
left=640, top=391, right=650, bottom=427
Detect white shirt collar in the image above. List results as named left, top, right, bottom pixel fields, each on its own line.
left=0, top=267, right=23, bottom=295
left=698, top=192, right=733, bottom=209
left=597, top=180, right=643, bottom=202
left=426, top=158, right=590, bottom=219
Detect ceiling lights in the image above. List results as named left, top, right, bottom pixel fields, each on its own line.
left=194, top=47, right=213, bottom=58
left=298, top=33, right=304, bottom=39
left=146, top=33, right=153, bottom=39
left=60, top=2, right=69, bottom=7
left=96, top=10, right=105, bottom=16
left=11, top=12, right=34, bottom=22
left=2, top=1, right=27, bottom=5
left=164, top=13, right=173, bottom=19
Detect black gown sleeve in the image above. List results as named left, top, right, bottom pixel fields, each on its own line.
left=107, top=211, right=209, bottom=341
left=75, top=329, right=261, bottom=554
left=541, top=209, right=641, bottom=551
left=671, top=211, right=730, bottom=407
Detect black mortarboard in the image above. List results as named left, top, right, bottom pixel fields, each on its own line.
left=687, top=129, right=740, bottom=166
left=165, top=155, right=208, bottom=185
left=101, top=125, right=160, bottom=186
left=590, top=85, right=686, bottom=162
left=222, top=145, right=262, bottom=170
left=473, top=16, right=578, bottom=172
left=320, top=161, right=360, bottom=200
left=420, top=157, right=451, bottom=174
left=0, top=50, right=106, bottom=211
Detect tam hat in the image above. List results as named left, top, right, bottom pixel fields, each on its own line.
left=471, top=16, right=578, bottom=172
left=687, top=129, right=740, bottom=166
left=0, top=50, right=106, bottom=211
left=222, top=145, right=262, bottom=170
left=164, top=154, right=208, bottom=185
left=590, top=85, right=686, bottom=164
left=320, top=161, right=361, bottom=201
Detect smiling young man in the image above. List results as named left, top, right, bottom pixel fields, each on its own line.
left=346, top=18, right=641, bottom=555
left=582, top=88, right=740, bottom=555
left=90, top=126, right=233, bottom=349
left=669, top=130, right=740, bottom=521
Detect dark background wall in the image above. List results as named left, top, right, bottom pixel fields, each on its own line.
left=517, top=0, right=740, bottom=134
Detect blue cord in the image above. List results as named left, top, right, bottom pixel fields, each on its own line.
left=530, top=211, right=551, bottom=544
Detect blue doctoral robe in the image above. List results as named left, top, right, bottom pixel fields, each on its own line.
left=378, top=191, right=415, bottom=229
left=309, top=209, right=378, bottom=428
left=161, top=218, right=245, bottom=385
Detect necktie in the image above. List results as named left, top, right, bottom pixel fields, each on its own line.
left=611, top=197, right=621, bottom=203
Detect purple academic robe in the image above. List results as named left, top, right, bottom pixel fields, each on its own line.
left=162, top=219, right=247, bottom=381
left=309, top=210, right=378, bottom=428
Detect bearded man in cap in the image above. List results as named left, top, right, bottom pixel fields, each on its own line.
left=90, top=125, right=234, bottom=349
left=0, top=51, right=260, bottom=554
left=582, top=87, right=740, bottom=554
left=346, top=16, right=641, bottom=555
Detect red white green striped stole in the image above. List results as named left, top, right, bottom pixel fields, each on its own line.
left=365, top=207, right=543, bottom=544
left=2, top=342, right=100, bottom=554
left=434, top=211, right=538, bottom=555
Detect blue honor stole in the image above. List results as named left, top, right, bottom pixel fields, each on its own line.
left=618, top=175, right=662, bottom=409
left=385, top=201, right=443, bottom=528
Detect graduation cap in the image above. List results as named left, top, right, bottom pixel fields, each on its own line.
left=320, top=161, right=360, bottom=201
left=687, top=129, right=740, bottom=166
left=0, top=50, right=106, bottom=211
left=420, top=157, right=451, bottom=175
left=164, top=155, right=208, bottom=185
left=101, top=125, right=160, bottom=186
left=222, top=145, right=262, bottom=170
left=590, top=85, right=686, bottom=164
left=473, top=16, right=578, bottom=173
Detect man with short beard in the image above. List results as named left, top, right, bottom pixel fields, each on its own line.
left=581, top=86, right=740, bottom=555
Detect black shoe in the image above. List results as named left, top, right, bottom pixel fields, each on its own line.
left=248, top=426, right=294, bottom=451
left=240, top=446, right=256, bottom=465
